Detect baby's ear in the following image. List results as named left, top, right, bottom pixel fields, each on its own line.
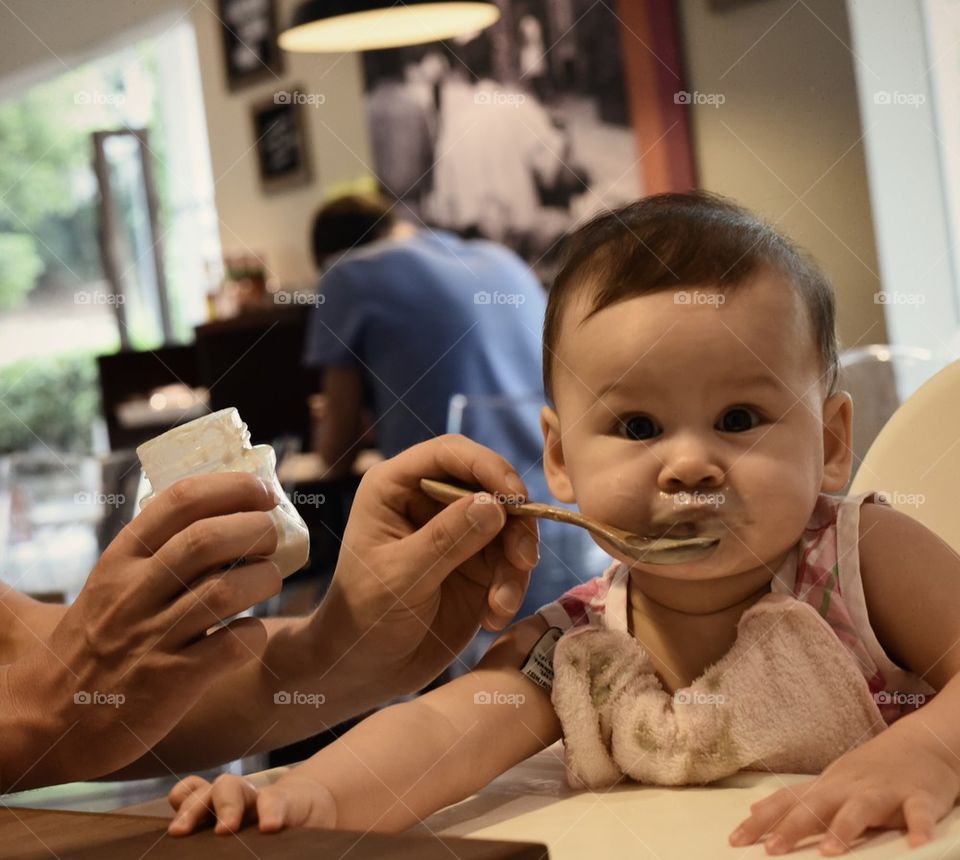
left=821, top=390, right=853, bottom=492
left=540, top=405, right=576, bottom=503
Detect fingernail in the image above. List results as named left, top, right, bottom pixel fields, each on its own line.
left=258, top=478, right=280, bottom=505
left=729, top=828, right=749, bottom=845
left=494, top=580, right=523, bottom=614
left=466, top=494, right=503, bottom=533
left=766, top=835, right=787, bottom=854
left=504, top=473, right=527, bottom=499
left=517, top=534, right=539, bottom=567
left=820, top=837, right=845, bottom=855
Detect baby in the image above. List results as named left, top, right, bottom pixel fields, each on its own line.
left=167, top=193, right=960, bottom=855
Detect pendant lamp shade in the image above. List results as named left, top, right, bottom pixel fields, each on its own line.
left=278, top=1, right=501, bottom=53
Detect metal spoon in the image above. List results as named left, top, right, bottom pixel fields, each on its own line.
left=420, top=478, right=720, bottom=565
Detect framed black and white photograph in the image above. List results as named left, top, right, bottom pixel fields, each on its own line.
left=251, top=92, right=311, bottom=194
left=218, top=0, right=284, bottom=91
left=359, top=0, right=694, bottom=286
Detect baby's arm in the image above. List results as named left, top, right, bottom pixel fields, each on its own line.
left=730, top=503, right=960, bottom=853
left=169, top=613, right=561, bottom=835
left=858, top=503, right=960, bottom=693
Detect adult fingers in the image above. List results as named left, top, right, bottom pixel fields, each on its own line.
left=158, top=561, right=282, bottom=647
left=485, top=517, right=538, bottom=628
left=152, top=511, right=279, bottom=591
left=374, top=434, right=528, bottom=509
left=116, top=472, right=278, bottom=559
left=394, top=491, right=508, bottom=601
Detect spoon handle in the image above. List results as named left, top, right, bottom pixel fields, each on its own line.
left=419, top=479, right=604, bottom=532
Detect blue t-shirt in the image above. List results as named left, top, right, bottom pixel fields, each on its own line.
left=303, top=229, right=612, bottom=615
left=303, top=229, right=547, bottom=467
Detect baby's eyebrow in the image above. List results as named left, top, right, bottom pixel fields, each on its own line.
left=735, top=373, right=788, bottom=392
left=593, top=371, right=788, bottom=401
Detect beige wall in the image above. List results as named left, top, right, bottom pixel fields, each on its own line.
left=0, top=0, right=884, bottom=318
left=191, top=0, right=372, bottom=290
left=0, top=0, right=373, bottom=291
left=676, top=0, right=886, bottom=350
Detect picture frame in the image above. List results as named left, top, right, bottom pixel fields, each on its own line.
left=218, top=0, right=284, bottom=91
left=250, top=91, right=312, bottom=194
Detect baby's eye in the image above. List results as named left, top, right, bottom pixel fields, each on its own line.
left=716, top=406, right=762, bottom=433
left=619, top=415, right=661, bottom=441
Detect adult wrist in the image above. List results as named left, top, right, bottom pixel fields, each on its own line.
left=305, top=592, right=401, bottom=714
left=0, top=654, right=77, bottom=790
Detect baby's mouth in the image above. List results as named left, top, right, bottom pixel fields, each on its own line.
left=645, top=512, right=726, bottom=541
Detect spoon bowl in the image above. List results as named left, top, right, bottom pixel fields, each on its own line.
left=420, top=479, right=720, bottom=565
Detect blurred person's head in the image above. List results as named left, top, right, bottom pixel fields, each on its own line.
left=442, top=31, right=493, bottom=82
left=311, top=193, right=401, bottom=269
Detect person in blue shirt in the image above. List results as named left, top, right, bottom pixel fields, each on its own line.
left=303, top=194, right=608, bottom=637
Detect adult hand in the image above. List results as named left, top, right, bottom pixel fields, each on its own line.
left=311, top=434, right=540, bottom=701
left=2, top=472, right=283, bottom=790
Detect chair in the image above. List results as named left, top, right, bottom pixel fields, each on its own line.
left=96, top=345, right=200, bottom=451
left=850, top=358, right=960, bottom=551
left=839, top=344, right=943, bottom=484
left=195, top=305, right=319, bottom=448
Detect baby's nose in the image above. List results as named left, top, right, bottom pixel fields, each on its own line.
left=656, top=444, right=725, bottom=492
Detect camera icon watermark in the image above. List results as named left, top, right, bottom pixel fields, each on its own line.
left=474, top=290, right=526, bottom=307
left=74, top=491, right=126, bottom=508
left=473, top=690, right=525, bottom=708
left=289, top=490, right=326, bottom=508
left=75, top=291, right=125, bottom=306
left=74, top=690, right=125, bottom=708
left=873, top=90, right=925, bottom=108
left=874, top=690, right=926, bottom=707
left=672, top=490, right=725, bottom=509
left=475, top=490, right=526, bottom=507
left=674, top=290, right=725, bottom=307
left=474, top=90, right=526, bottom=108
left=873, top=291, right=925, bottom=306
left=874, top=490, right=925, bottom=509
left=274, top=291, right=325, bottom=306
left=74, top=91, right=126, bottom=106
left=673, top=689, right=725, bottom=706
left=274, top=90, right=326, bottom=108
left=274, top=690, right=326, bottom=707
left=674, top=90, right=725, bottom=108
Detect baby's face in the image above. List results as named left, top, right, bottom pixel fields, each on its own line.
left=542, top=273, right=851, bottom=581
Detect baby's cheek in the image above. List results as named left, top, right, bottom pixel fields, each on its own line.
left=570, top=468, right=650, bottom=530
left=740, top=479, right=817, bottom=554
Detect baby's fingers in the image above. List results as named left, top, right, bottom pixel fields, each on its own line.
left=211, top=774, right=260, bottom=834
left=168, top=775, right=210, bottom=813
left=168, top=773, right=257, bottom=836
left=168, top=778, right=214, bottom=835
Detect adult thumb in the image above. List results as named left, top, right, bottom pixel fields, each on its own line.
left=402, top=492, right=507, bottom=592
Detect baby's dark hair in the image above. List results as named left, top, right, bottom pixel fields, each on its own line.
left=542, top=192, right=840, bottom=401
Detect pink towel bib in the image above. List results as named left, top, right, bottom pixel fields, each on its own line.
left=536, top=491, right=937, bottom=788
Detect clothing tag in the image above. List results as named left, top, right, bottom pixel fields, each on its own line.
left=520, top=626, right=563, bottom=690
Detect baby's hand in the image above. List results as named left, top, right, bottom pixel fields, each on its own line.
left=167, top=771, right=336, bottom=836
left=728, top=723, right=960, bottom=854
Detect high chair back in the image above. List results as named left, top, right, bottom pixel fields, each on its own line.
left=850, top=357, right=960, bottom=551
left=839, top=344, right=943, bottom=481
